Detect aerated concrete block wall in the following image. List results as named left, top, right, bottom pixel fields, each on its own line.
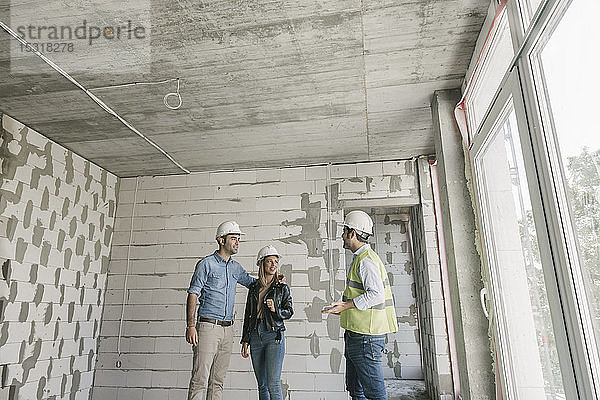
left=368, top=207, right=422, bottom=380
left=410, top=158, right=453, bottom=400
left=93, top=161, right=423, bottom=400
left=0, top=114, right=118, bottom=400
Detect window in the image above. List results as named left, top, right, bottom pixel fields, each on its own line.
left=473, top=99, right=565, bottom=399
left=530, top=0, right=600, bottom=392
left=465, top=10, right=514, bottom=138
left=520, top=0, right=544, bottom=28
left=464, top=0, right=600, bottom=397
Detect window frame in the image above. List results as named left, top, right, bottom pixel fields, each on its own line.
left=470, top=70, right=577, bottom=399
left=467, top=0, right=600, bottom=397
left=465, top=7, right=514, bottom=140
left=517, top=0, right=600, bottom=397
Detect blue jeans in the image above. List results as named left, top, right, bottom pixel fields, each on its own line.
left=344, top=330, right=387, bottom=400
left=249, top=322, right=285, bottom=400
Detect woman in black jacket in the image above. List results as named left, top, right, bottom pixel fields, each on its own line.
left=241, top=245, right=293, bottom=400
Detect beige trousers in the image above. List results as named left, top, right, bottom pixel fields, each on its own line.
left=187, top=321, right=234, bottom=400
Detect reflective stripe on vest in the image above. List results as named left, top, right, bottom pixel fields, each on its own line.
left=346, top=277, right=390, bottom=291
left=340, top=246, right=398, bottom=335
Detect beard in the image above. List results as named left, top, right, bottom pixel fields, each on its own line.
left=226, top=243, right=238, bottom=254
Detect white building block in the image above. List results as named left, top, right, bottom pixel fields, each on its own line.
left=330, top=164, right=356, bottom=179
left=187, top=172, right=210, bottom=187
left=256, top=168, right=281, bottom=182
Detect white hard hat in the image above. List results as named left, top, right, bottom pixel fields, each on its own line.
left=215, top=221, right=244, bottom=239
left=256, top=245, right=280, bottom=266
left=343, top=210, right=373, bottom=235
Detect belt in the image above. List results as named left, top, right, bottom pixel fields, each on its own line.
left=198, top=317, right=234, bottom=326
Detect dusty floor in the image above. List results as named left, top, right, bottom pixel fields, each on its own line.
left=386, top=379, right=431, bottom=400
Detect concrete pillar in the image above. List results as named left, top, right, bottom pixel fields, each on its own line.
left=431, top=89, right=495, bottom=400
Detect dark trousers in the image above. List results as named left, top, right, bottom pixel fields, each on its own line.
left=344, top=330, right=387, bottom=400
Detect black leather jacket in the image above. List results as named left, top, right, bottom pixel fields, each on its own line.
left=241, top=281, right=293, bottom=344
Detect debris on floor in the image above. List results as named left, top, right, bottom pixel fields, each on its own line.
left=386, top=379, right=431, bottom=400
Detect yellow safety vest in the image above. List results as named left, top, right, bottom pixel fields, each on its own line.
left=341, top=246, right=398, bottom=335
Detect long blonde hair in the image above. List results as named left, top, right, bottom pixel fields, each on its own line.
left=258, top=256, right=280, bottom=289
left=257, top=256, right=279, bottom=317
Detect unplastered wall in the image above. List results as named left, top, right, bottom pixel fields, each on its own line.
left=410, top=158, right=452, bottom=399
left=94, top=161, right=421, bottom=400
left=0, top=114, right=118, bottom=400
left=364, top=207, right=422, bottom=380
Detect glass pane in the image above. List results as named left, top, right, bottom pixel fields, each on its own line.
left=538, top=0, right=600, bottom=367
left=521, top=0, right=544, bottom=28
left=466, top=13, right=514, bottom=137
left=476, top=105, right=565, bottom=399
left=527, top=0, right=543, bottom=16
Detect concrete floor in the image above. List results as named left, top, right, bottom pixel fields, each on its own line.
left=386, top=379, right=431, bottom=400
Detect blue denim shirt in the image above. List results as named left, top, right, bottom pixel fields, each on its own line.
left=188, top=251, right=255, bottom=321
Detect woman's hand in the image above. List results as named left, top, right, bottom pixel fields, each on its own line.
left=266, top=299, right=275, bottom=312
left=241, top=343, right=249, bottom=358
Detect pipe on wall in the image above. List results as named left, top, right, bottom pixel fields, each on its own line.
left=429, top=160, right=462, bottom=399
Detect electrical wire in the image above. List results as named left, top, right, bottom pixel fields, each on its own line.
left=89, top=78, right=179, bottom=91
left=0, top=20, right=190, bottom=174
left=163, top=78, right=182, bottom=110
left=326, top=163, right=335, bottom=302
left=116, top=176, right=139, bottom=367
left=90, top=78, right=183, bottom=111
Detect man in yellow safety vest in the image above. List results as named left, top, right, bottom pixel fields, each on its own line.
left=322, top=210, right=398, bottom=400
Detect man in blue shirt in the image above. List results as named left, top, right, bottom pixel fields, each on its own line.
left=186, top=221, right=255, bottom=400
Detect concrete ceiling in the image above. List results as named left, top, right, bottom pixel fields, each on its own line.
left=0, top=0, right=488, bottom=177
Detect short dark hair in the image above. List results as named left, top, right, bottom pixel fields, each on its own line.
left=216, top=234, right=229, bottom=246
left=346, top=227, right=370, bottom=243
left=217, top=233, right=239, bottom=246
left=356, top=230, right=370, bottom=243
